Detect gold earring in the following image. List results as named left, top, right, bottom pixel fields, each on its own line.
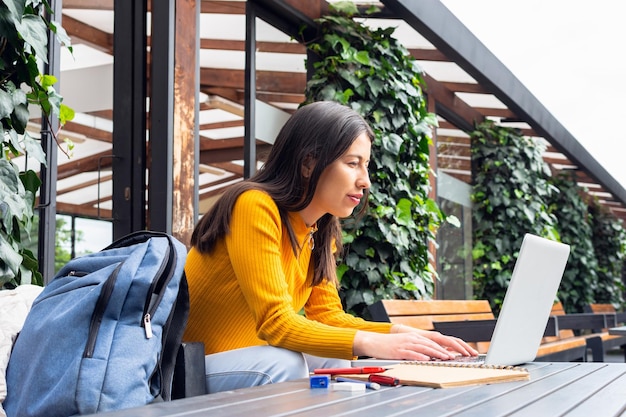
left=308, top=224, right=318, bottom=250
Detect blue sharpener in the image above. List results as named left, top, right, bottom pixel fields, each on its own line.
left=310, top=374, right=330, bottom=389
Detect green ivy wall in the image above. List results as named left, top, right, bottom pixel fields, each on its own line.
left=303, top=2, right=446, bottom=318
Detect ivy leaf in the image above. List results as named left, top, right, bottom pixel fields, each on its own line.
left=12, top=103, right=29, bottom=134
left=21, top=132, right=47, bottom=165
left=339, top=88, right=354, bottom=103
left=338, top=68, right=362, bottom=89
left=0, top=235, right=22, bottom=282
left=44, top=87, right=63, bottom=116
left=366, top=77, right=384, bottom=97
left=395, top=198, right=412, bottom=226
left=5, top=130, right=21, bottom=158
left=422, top=113, right=438, bottom=128
left=380, top=133, right=401, bottom=154
left=318, top=84, right=338, bottom=101
left=12, top=84, right=27, bottom=104
left=20, top=169, right=42, bottom=199
left=18, top=264, right=32, bottom=285
left=0, top=160, right=29, bottom=233
left=354, top=50, right=370, bottom=65
left=329, top=1, right=359, bottom=16
left=39, top=74, right=59, bottom=89
left=50, top=20, right=73, bottom=52
left=365, top=5, right=381, bottom=15
left=60, top=103, right=75, bottom=124
left=0, top=202, right=9, bottom=231
left=15, top=14, right=49, bottom=63
left=3, top=0, right=24, bottom=26
left=446, top=215, right=461, bottom=228
left=0, top=89, right=14, bottom=119
left=0, top=9, right=16, bottom=42
left=0, top=159, right=22, bottom=194
left=324, top=34, right=349, bottom=54
left=336, top=263, right=349, bottom=281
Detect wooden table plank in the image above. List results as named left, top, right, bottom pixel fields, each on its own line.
left=210, top=384, right=404, bottom=417
left=564, top=372, right=626, bottom=417
left=455, top=363, right=607, bottom=416
left=294, top=384, right=476, bottom=416
left=511, top=363, right=626, bottom=416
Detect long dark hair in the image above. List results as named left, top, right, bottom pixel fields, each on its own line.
left=190, top=101, right=374, bottom=286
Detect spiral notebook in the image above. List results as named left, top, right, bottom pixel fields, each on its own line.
left=345, top=362, right=530, bottom=388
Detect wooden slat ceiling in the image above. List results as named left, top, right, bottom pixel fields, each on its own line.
left=42, top=0, right=626, bottom=223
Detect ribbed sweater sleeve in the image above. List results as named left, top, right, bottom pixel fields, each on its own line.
left=183, top=190, right=393, bottom=359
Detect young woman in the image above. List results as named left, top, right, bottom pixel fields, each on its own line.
left=184, top=101, right=477, bottom=393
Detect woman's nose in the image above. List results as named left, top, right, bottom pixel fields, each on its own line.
left=358, top=171, right=371, bottom=189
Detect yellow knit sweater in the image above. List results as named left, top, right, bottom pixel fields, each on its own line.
left=184, top=190, right=393, bottom=359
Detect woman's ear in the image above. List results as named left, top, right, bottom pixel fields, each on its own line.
left=301, top=155, right=315, bottom=178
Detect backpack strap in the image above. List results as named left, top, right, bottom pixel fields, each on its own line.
left=104, top=230, right=169, bottom=250
left=160, top=272, right=190, bottom=401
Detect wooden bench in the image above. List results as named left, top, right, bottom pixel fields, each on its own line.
left=540, top=302, right=626, bottom=362
left=539, top=302, right=594, bottom=362
left=368, top=299, right=588, bottom=362
left=582, top=303, right=626, bottom=362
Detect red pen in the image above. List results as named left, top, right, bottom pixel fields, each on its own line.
left=313, top=366, right=388, bottom=375
left=369, top=374, right=400, bottom=386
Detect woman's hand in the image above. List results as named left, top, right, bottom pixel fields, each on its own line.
left=353, top=326, right=479, bottom=361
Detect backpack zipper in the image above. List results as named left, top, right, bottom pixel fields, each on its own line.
left=143, top=314, right=153, bottom=338
left=141, top=240, right=176, bottom=339
left=83, top=262, right=124, bottom=358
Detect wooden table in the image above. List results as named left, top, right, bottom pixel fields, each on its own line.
left=88, top=362, right=626, bottom=417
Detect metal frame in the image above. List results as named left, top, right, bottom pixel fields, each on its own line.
left=382, top=0, right=626, bottom=205
left=244, top=2, right=257, bottom=179
left=147, top=0, right=176, bottom=233
left=38, top=0, right=62, bottom=282
left=112, top=0, right=148, bottom=239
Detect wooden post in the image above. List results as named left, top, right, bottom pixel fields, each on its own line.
left=172, top=0, right=199, bottom=247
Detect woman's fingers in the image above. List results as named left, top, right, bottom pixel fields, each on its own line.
left=440, top=336, right=479, bottom=356
left=396, top=333, right=457, bottom=360
left=354, top=330, right=478, bottom=361
left=415, top=330, right=479, bottom=356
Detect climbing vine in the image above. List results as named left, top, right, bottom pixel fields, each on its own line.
left=1, top=0, right=74, bottom=287
left=304, top=2, right=447, bottom=317
left=470, top=120, right=558, bottom=314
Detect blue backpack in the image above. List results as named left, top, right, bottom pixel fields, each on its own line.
left=4, top=231, right=189, bottom=417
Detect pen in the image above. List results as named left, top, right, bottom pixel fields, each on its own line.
left=335, top=377, right=381, bottom=390
left=313, top=366, right=388, bottom=375
left=369, top=374, right=400, bottom=386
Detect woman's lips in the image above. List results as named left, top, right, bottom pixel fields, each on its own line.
left=348, top=194, right=363, bottom=205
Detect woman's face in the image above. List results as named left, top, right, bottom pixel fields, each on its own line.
left=300, top=132, right=371, bottom=225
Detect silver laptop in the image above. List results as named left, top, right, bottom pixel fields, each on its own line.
left=353, top=233, right=570, bottom=367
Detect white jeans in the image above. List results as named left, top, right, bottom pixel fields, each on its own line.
left=204, top=345, right=351, bottom=393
